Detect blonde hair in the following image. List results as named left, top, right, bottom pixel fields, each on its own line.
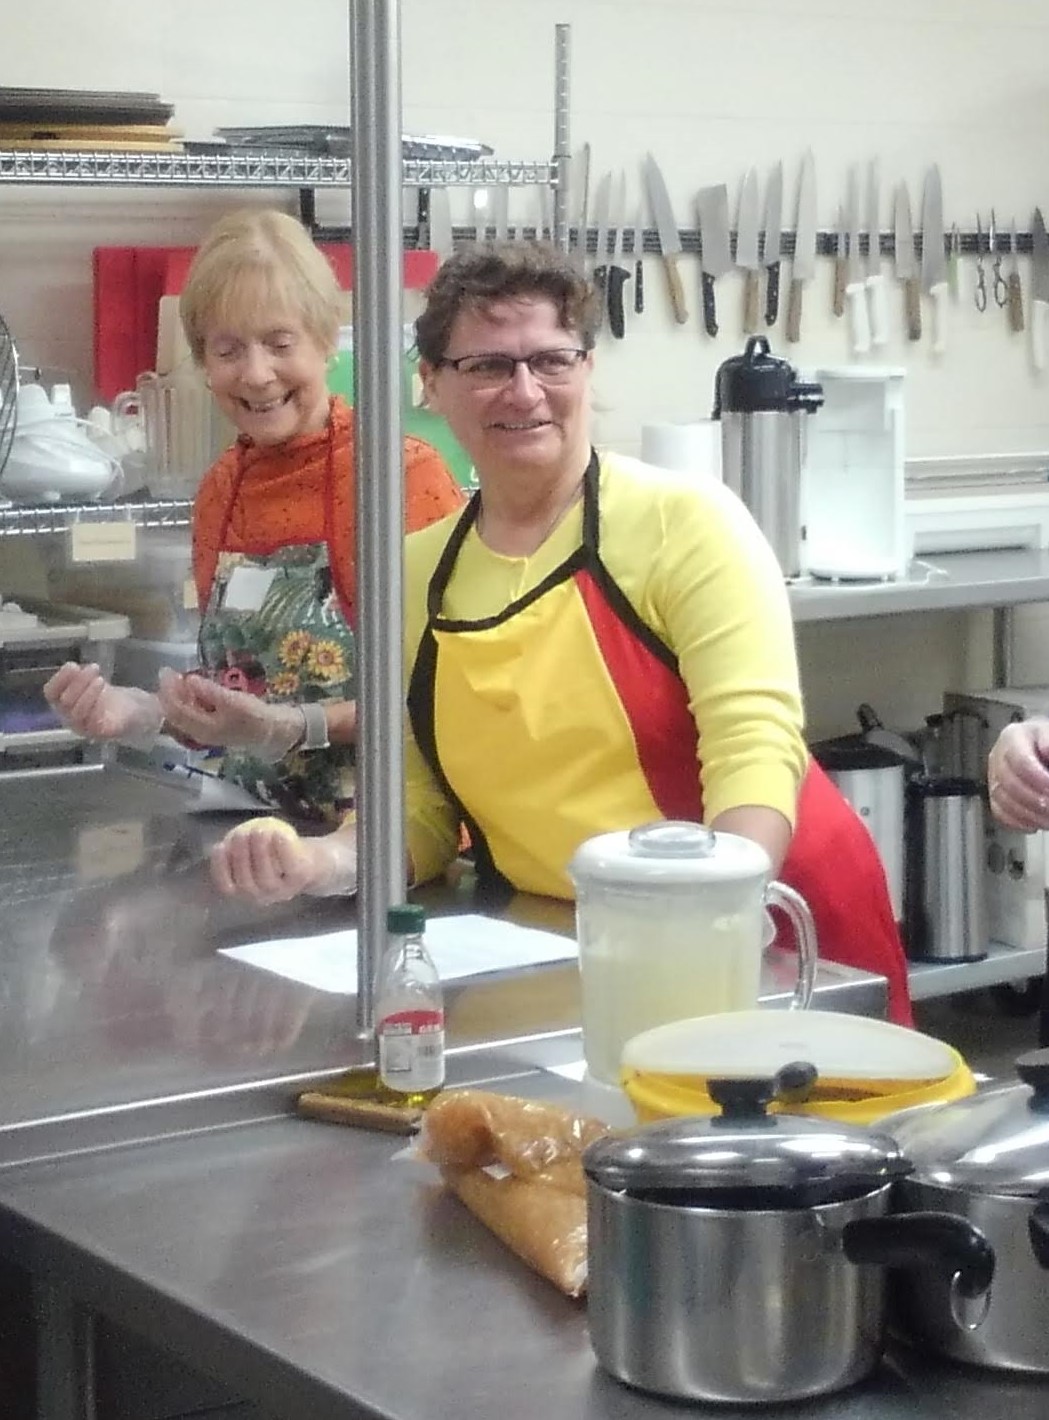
left=179, top=209, right=346, bottom=362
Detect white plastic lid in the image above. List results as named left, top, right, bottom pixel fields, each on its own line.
left=568, top=820, right=770, bottom=889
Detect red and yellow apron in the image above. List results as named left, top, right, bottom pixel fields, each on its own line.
left=408, top=452, right=912, bottom=1025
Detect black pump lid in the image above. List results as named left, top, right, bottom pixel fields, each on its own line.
left=711, top=335, right=825, bottom=417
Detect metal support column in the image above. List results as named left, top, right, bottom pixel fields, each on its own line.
left=350, top=0, right=407, bottom=1039
left=552, top=23, right=571, bottom=250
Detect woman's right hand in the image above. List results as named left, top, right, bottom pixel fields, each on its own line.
left=987, top=717, right=1049, bottom=831
left=209, top=818, right=358, bottom=904
left=43, top=661, right=163, bottom=743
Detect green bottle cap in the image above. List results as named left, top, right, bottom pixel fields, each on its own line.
left=386, top=903, right=426, bottom=934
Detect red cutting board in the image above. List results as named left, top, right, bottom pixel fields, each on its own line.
left=94, top=243, right=439, bottom=402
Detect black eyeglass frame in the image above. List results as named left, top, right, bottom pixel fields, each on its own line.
left=433, top=348, right=590, bottom=381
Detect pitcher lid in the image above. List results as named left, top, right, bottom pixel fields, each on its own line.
left=567, top=821, right=770, bottom=889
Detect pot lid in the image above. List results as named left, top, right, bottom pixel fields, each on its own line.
left=883, top=1050, right=1049, bottom=1197
left=568, top=820, right=770, bottom=890
left=583, top=1068, right=911, bottom=1198
left=711, top=335, right=824, bottom=417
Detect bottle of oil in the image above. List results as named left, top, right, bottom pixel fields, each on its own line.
left=376, top=904, right=445, bottom=1106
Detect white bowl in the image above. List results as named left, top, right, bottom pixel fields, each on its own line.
left=2, top=424, right=120, bottom=502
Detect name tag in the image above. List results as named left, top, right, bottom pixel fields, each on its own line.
left=223, top=565, right=277, bottom=612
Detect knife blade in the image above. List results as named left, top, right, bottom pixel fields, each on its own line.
left=921, top=165, right=949, bottom=355
left=865, top=158, right=889, bottom=347
left=590, top=171, right=612, bottom=329
left=537, top=184, right=553, bottom=243
left=832, top=203, right=848, bottom=319
left=1031, top=207, right=1049, bottom=372
left=762, top=160, right=783, bottom=327
left=472, top=187, right=489, bottom=245
left=427, top=186, right=454, bottom=263
left=642, top=153, right=688, bottom=324
left=696, top=183, right=731, bottom=338
left=493, top=185, right=509, bottom=242
left=845, top=165, right=871, bottom=354
left=736, top=168, right=762, bottom=334
left=606, top=171, right=630, bottom=340
left=570, top=143, right=590, bottom=257
left=1007, top=219, right=1025, bottom=334
left=629, top=199, right=645, bottom=315
left=894, top=182, right=921, bottom=341
left=787, top=150, right=817, bottom=343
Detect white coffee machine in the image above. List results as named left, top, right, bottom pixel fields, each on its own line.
left=800, top=366, right=907, bottom=581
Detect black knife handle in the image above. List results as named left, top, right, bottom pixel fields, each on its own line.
left=592, top=265, right=608, bottom=329
left=765, top=261, right=781, bottom=327
left=701, top=271, right=718, bottom=338
left=607, top=265, right=629, bottom=339
left=634, top=259, right=644, bottom=315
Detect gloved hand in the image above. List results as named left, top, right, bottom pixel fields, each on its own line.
left=209, top=818, right=358, bottom=904
left=987, top=717, right=1049, bottom=832
left=44, top=661, right=165, bottom=750
left=156, top=669, right=306, bottom=763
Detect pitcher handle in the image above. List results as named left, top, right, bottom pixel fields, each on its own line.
left=765, top=880, right=818, bottom=1010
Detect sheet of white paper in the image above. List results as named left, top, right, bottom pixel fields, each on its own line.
left=219, top=913, right=577, bottom=994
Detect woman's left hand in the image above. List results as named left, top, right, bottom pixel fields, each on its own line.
left=157, top=668, right=304, bottom=761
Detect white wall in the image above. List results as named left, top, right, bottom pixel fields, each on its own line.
left=4, top=0, right=1049, bottom=736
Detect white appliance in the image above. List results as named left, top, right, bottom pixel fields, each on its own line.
left=800, top=366, right=907, bottom=581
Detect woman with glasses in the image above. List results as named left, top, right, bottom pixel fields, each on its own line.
left=44, top=208, right=464, bottom=826
left=208, top=240, right=911, bottom=1023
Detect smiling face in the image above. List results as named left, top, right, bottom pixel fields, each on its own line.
left=200, top=276, right=333, bottom=446
left=420, top=296, right=593, bottom=485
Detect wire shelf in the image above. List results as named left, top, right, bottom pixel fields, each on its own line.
left=0, top=498, right=192, bottom=537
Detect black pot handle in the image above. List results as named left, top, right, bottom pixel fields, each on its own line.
left=843, top=1212, right=995, bottom=1299
left=1028, top=1195, right=1049, bottom=1270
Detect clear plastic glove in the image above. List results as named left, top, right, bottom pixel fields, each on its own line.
left=987, top=717, right=1049, bottom=832
left=156, top=669, right=305, bottom=763
left=43, top=660, right=164, bottom=750
left=209, top=818, right=357, bottom=904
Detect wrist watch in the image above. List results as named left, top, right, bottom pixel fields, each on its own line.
left=296, top=702, right=331, bottom=751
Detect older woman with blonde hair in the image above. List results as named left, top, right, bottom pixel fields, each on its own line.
left=45, top=208, right=464, bottom=826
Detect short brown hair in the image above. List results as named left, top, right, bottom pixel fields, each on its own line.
left=414, top=240, right=599, bottom=364
left=179, top=208, right=347, bottom=363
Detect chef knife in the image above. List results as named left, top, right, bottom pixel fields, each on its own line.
left=735, top=167, right=762, bottom=334
left=865, top=158, right=889, bottom=347
left=894, top=182, right=921, bottom=341
left=605, top=171, right=630, bottom=339
left=1031, top=207, right=1049, bottom=373
left=629, top=199, right=645, bottom=315
left=845, top=166, right=871, bottom=354
left=642, top=153, right=688, bottom=324
left=590, top=171, right=612, bottom=330
left=832, top=203, right=848, bottom=319
left=1007, top=220, right=1024, bottom=334
left=787, top=150, right=816, bottom=343
left=762, top=160, right=783, bottom=327
left=921, top=165, right=949, bottom=355
left=696, top=183, right=731, bottom=338
left=493, top=185, right=509, bottom=242
left=427, top=185, right=454, bottom=262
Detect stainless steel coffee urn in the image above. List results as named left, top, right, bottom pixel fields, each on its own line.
left=712, top=336, right=824, bottom=577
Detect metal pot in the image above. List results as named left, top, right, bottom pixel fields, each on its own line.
left=583, top=1068, right=994, bottom=1405
left=883, top=1048, right=1049, bottom=1372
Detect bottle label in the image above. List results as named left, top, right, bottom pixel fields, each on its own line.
left=378, top=1008, right=445, bottom=1092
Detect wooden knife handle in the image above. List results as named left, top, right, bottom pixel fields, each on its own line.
left=786, top=277, right=805, bottom=343
left=903, top=276, right=923, bottom=341
left=832, top=256, right=848, bottom=318
left=765, top=262, right=780, bottom=327
left=701, top=271, right=718, bottom=338
left=662, top=253, right=689, bottom=325
left=1008, top=272, right=1025, bottom=333
left=297, top=1091, right=424, bottom=1134
left=743, top=268, right=761, bottom=334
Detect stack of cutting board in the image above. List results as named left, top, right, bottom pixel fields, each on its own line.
left=0, top=87, right=179, bottom=152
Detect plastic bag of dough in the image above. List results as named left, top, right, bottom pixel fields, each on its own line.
left=420, top=1089, right=610, bottom=1196
left=442, top=1166, right=589, bottom=1299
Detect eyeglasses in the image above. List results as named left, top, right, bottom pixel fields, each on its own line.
left=435, top=348, right=588, bottom=389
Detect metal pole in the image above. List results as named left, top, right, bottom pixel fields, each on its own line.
left=552, top=23, right=571, bottom=250
left=350, top=0, right=406, bottom=1039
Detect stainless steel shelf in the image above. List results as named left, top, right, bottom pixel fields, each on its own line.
left=0, top=498, right=191, bottom=536
left=907, top=939, right=1045, bottom=1000
left=0, top=149, right=557, bottom=189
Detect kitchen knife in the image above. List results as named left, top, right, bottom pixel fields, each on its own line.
left=590, top=171, right=612, bottom=329
left=832, top=203, right=848, bottom=319
left=787, top=150, right=817, bottom=344
left=606, top=171, right=630, bottom=340
left=696, top=183, right=731, bottom=338
left=921, top=165, right=949, bottom=355
left=845, top=166, right=871, bottom=354
left=1007, top=220, right=1024, bottom=334
left=569, top=143, right=590, bottom=257
left=736, top=167, right=762, bottom=334
left=1031, top=207, right=1049, bottom=372
left=894, top=182, right=921, bottom=341
left=427, top=186, right=454, bottom=262
left=865, top=158, right=889, bottom=347
left=629, top=199, right=645, bottom=315
left=642, top=153, right=688, bottom=324
left=536, top=184, right=553, bottom=242
left=762, top=160, right=783, bottom=327
left=493, top=185, right=509, bottom=242
left=948, top=224, right=961, bottom=302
